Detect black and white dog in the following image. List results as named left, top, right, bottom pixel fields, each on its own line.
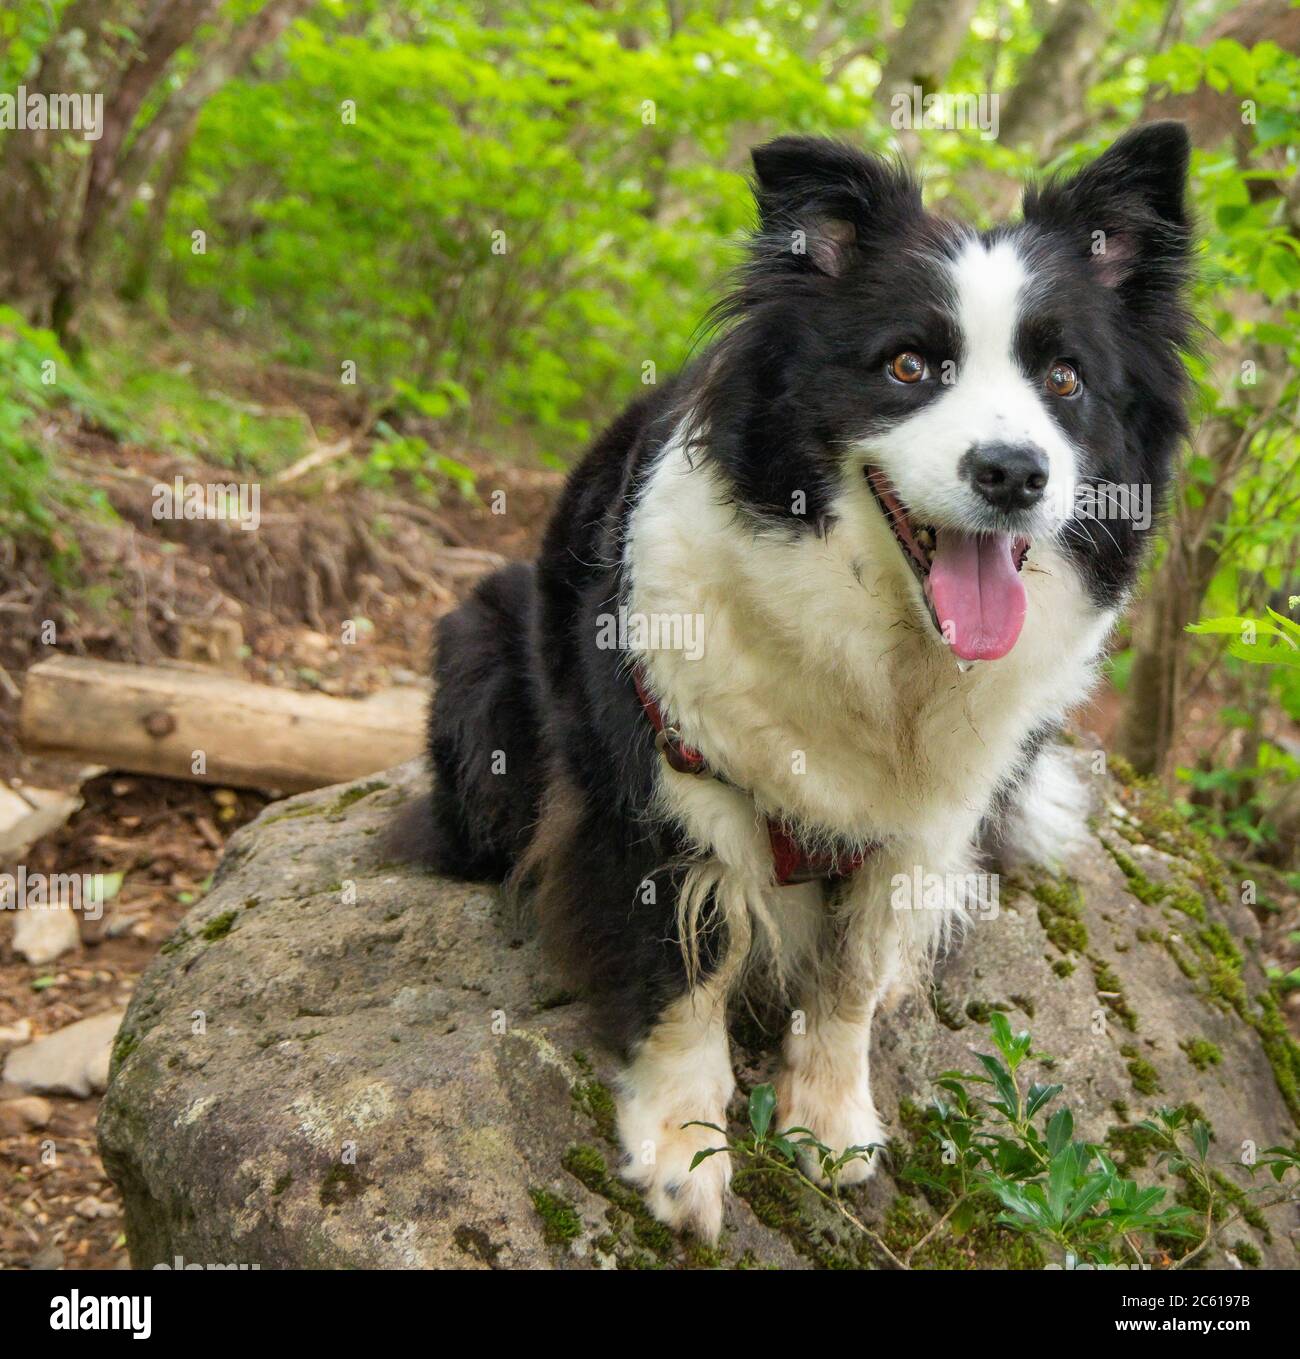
left=425, top=123, right=1193, bottom=1239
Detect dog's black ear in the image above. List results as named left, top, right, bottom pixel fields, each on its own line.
left=1023, top=122, right=1191, bottom=291
left=750, top=136, right=920, bottom=277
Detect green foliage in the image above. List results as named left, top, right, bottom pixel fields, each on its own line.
left=690, top=1016, right=1297, bottom=1268
left=163, top=3, right=881, bottom=452
left=1188, top=609, right=1300, bottom=674
left=0, top=306, right=117, bottom=546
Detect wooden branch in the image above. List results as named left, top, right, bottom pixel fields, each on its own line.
left=19, top=656, right=426, bottom=794
left=273, top=436, right=356, bottom=486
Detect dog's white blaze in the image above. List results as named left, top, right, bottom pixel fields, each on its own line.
left=863, top=236, right=1079, bottom=534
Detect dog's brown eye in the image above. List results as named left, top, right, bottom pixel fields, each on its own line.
left=888, top=352, right=927, bottom=384
left=1046, top=361, right=1079, bottom=397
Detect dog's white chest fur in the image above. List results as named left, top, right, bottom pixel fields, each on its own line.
left=627, top=426, right=1112, bottom=864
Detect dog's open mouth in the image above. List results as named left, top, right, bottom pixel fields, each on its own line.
left=865, top=467, right=1030, bottom=663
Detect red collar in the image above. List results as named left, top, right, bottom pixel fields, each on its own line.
left=632, top=664, right=871, bottom=887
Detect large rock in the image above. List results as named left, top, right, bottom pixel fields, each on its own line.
left=99, top=756, right=1300, bottom=1269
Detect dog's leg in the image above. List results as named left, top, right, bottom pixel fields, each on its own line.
left=777, top=969, right=888, bottom=1187
left=617, top=978, right=735, bottom=1241
left=777, top=857, right=952, bottom=1185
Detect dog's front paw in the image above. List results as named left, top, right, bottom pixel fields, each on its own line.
left=617, top=1102, right=732, bottom=1240
left=778, top=1073, right=885, bottom=1187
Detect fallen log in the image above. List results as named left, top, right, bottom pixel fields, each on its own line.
left=19, top=656, right=427, bottom=793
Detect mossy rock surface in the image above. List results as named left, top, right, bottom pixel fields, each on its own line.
left=98, top=755, right=1299, bottom=1269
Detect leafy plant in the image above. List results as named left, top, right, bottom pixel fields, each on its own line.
left=688, top=1015, right=1298, bottom=1268
left=0, top=306, right=119, bottom=547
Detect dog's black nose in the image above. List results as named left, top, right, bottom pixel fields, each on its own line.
left=961, top=442, right=1049, bottom=513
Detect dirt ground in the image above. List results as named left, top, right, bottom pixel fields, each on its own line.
left=0, top=401, right=557, bottom=1270
left=1, top=391, right=1295, bottom=1270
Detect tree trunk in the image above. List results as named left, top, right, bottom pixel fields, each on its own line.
left=0, top=0, right=300, bottom=344
left=117, top=122, right=196, bottom=304
left=997, top=0, right=1111, bottom=155
left=1115, top=1, right=1300, bottom=778
left=0, top=0, right=127, bottom=327
left=86, top=0, right=311, bottom=285
left=876, top=0, right=980, bottom=107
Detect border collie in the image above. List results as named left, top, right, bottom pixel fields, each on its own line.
left=424, top=123, right=1193, bottom=1240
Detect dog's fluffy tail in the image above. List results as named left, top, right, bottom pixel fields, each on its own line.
left=424, top=561, right=545, bottom=881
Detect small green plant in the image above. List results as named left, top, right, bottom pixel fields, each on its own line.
left=360, top=423, right=477, bottom=503
left=0, top=306, right=119, bottom=547
left=687, top=1014, right=1299, bottom=1268
left=1187, top=609, right=1300, bottom=671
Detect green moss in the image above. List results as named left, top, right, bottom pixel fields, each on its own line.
left=560, top=1144, right=676, bottom=1260
left=200, top=910, right=237, bottom=941
left=1164, top=934, right=1199, bottom=980
left=325, top=780, right=390, bottom=815
left=731, top=1164, right=867, bottom=1269
left=1105, top=1123, right=1161, bottom=1170
left=159, top=926, right=191, bottom=955
left=259, top=803, right=320, bottom=826
left=1180, top=1038, right=1223, bottom=1072
left=1030, top=875, right=1089, bottom=955
left=1177, top=1169, right=1271, bottom=1241
left=1103, top=841, right=1207, bottom=922
left=1249, top=990, right=1300, bottom=1124
left=930, top=984, right=967, bottom=1031
left=885, top=1100, right=1045, bottom=1270
left=1194, top=923, right=1248, bottom=1013
left=528, top=1186, right=582, bottom=1246
left=1091, top=958, right=1138, bottom=1032
left=1009, top=993, right=1036, bottom=1019
left=1107, top=758, right=1229, bottom=902
left=1171, top=908, right=1300, bottom=1124
left=271, top=1172, right=292, bottom=1196
left=1051, top=957, right=1076, bottom=979
left=1231, top=1240, right=1262, bottom=1267
left=1119, top=1046, right=1162, bottom=1097
left=319, top=1162, right=363, bottom=1207
left=111, top=1030, right=140, bottom=1068
left=965, top=999, right=1011, bottom=1025
left=572, top=1076, right=618, bottom=1143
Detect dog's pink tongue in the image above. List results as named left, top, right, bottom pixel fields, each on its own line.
left=925, top=531, right=1026, bottom=661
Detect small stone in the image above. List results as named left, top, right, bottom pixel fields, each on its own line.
left=3, top=1010, right=124, bottom=1097
left=74, top=1195, right=118, bottom=1220
left=11, top=906, right=81, bottom=965
left=0, top=1095, right=53, bottom=1136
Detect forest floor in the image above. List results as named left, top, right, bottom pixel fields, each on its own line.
left=0, top=334, right=1296, bottom=1270
left=0, top=341, right=560, bottom=1269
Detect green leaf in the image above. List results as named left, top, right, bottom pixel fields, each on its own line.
left=1026, top=1082, right=1063, bottom=1119
left=1046, top=1107, right=1074, bottom=1157
left=748, top=1083, right=777, bottom=1140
